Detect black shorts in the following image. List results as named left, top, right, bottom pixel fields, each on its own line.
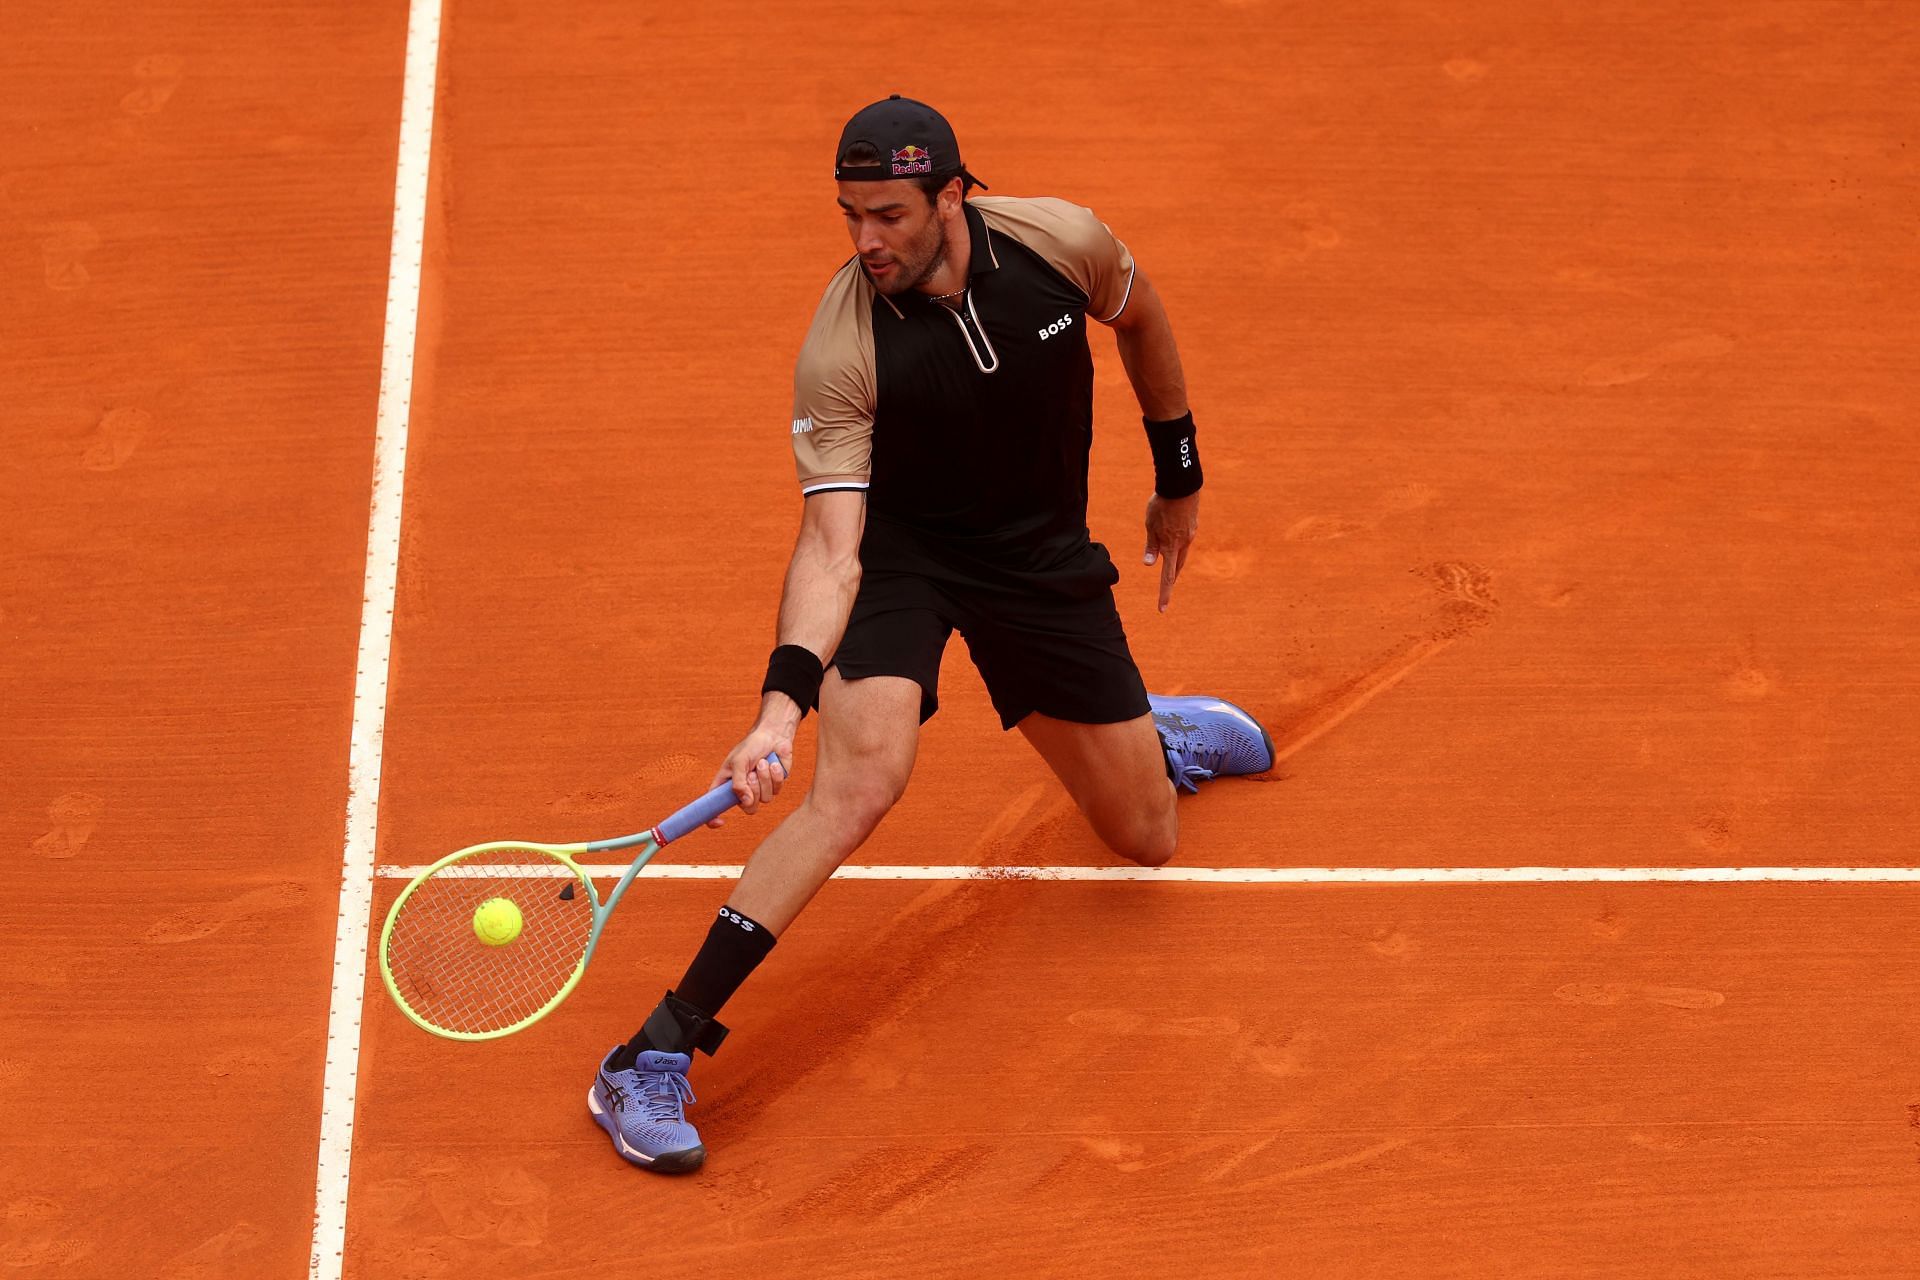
left=831, top=564, right=1151, bottom=730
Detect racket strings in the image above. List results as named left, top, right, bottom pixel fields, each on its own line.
left=383, top=848, right=596, bottom=1036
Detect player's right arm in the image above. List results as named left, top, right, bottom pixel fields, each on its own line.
left=710, top=260, right=876, bottom=818
left=711, top=490, right=864, bottom=815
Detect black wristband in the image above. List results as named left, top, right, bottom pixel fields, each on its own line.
left=1144, top=411, right=1203, bottom=498
left=761, top=644, right=824, bottom=717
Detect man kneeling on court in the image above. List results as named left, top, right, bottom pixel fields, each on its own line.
left=588, top=96, right=1273, bottom=1172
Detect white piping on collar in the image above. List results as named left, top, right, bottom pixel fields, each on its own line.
left=943, top=288, right=1001, bottom=374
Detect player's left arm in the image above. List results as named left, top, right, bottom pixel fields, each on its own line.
left=1104, top=270, right=1200, bottom=613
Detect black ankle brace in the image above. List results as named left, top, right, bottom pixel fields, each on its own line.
left=641, top=991, right=730, bottom=1057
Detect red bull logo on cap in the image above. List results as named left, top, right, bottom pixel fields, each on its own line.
left=890, top=144, right=934, bottom=176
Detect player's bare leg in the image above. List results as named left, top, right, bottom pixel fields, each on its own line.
left=592, top=670, right=922, bottom=1172
left=728, top=669, right=922, bottom=932
left=1017, top=712, right=1178, bottom=866
left=1019, top=695, right=1276, bottom=868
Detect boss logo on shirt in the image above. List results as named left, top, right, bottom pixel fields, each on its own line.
left=791, top=416, right=814, bottom=434
left=1037, top=313, right=1075, bottom=341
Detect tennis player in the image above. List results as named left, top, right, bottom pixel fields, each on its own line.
left=590, top=96, right=1273, bottom=1171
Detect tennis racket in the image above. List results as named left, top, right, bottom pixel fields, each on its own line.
left=379, top=755, right=779, bottom=1041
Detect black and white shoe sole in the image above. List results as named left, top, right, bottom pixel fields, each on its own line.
left=588, top=1086, right=706, bottom=1174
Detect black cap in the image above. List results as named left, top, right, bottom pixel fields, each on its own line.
left=833, top=94, right=987, bottom=190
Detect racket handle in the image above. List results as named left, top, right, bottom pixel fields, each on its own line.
left=654, top=753, right=785, bottom=845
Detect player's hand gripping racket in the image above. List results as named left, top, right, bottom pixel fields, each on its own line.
left=379, top=756, right=779, bottom=1041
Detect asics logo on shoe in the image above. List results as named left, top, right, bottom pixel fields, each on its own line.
left=1148, top=693, right=1275, bottom=779
left=1154, top=711, right=1203, bottom=735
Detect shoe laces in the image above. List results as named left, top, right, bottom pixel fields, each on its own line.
left=1166, top=744, right=1227, bottom=794
left=635, top=1069, right=696, bottom=1122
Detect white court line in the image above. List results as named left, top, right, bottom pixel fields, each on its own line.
left=309, top=1, right=443, bottom=1277
left=374, top=864, right=1920, bottom=883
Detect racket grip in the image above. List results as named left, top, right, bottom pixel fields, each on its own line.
left=654, top=753, right=785, bottom=845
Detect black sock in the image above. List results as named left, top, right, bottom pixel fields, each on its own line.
left=673, top=906, right=778, bottom=1015
left=611, top=906, right=777, bottom=1067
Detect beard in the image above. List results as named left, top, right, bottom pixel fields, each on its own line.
left=868, top=213, right=949, bottom=296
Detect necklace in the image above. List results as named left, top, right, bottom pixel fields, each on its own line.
left=926, top=284, right=967, bottom=302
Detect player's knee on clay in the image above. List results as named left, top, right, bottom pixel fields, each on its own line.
left=1116, top=824, right=1177, bottom=868
left=1099, top=800, right=1177, bottom=867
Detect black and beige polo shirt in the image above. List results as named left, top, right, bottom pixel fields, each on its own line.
left=789, top=196, right=1135, bottom=585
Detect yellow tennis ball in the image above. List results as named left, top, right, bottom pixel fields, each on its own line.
left=473, top=897, right=523, bottom=946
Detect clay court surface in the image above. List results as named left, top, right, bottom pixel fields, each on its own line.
left=6, top=1, right=1920, bottom=1275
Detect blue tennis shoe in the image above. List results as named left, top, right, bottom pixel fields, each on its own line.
left=1150, top=693, right=1275, bottom=793
left=589, top=1048, right=706, bottom=1173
